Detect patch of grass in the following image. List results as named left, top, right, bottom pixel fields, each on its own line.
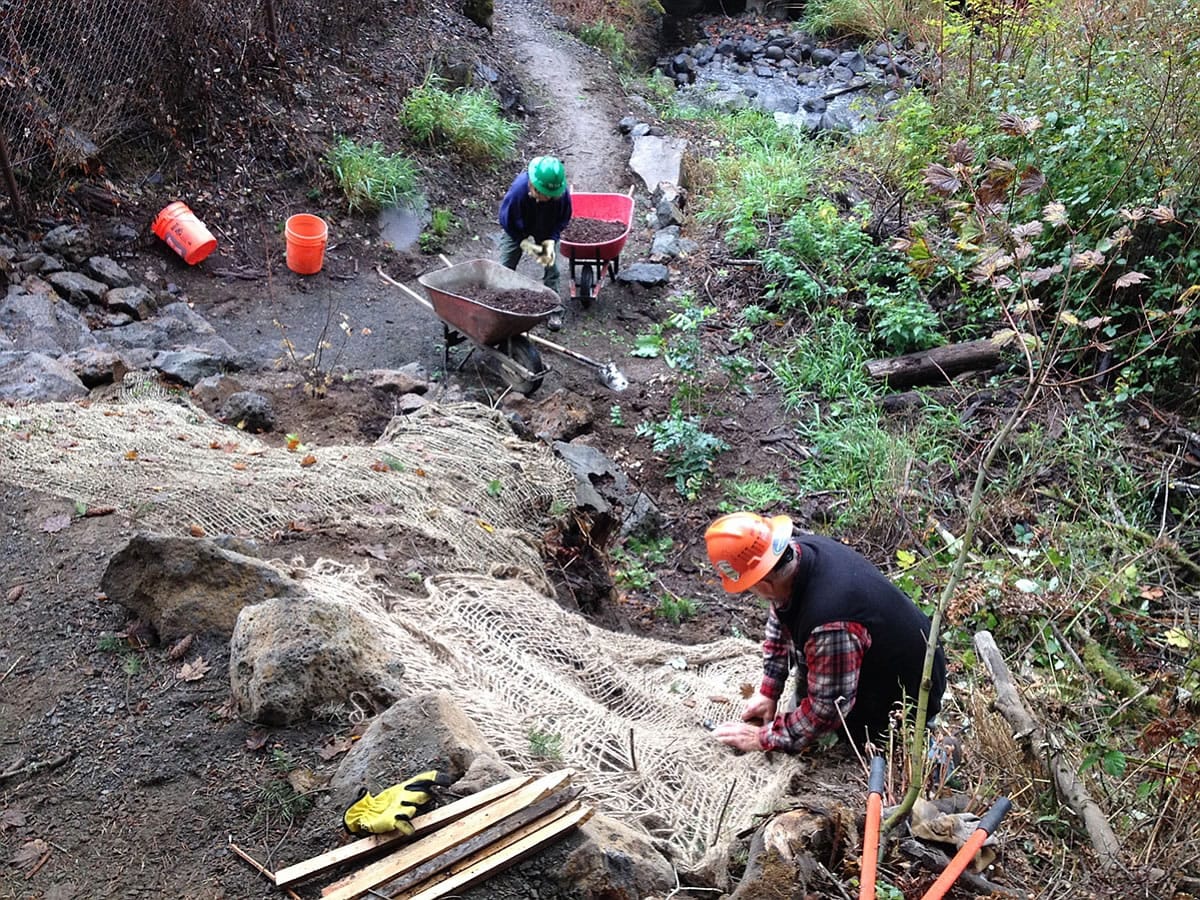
left=97, top=633, right=121, bottom=653
left=399, top=75, right=518, bottom=162
left=325, top=136, right=420, bottom=214
left=418, top=207, right=458, bottom=254
left=578, top=21, right=627, bottom=67
left=720, top=475, right=787, bottom=512
left=656, top=594, right=700, bottom=624
left=527, top=728, right=564, bottom=760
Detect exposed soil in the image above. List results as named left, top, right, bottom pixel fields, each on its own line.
left=561, top=218, right=628, bottom=244
left=0, top=1, right=789, bottom=899
left=464, top=287, right=560, bottom=314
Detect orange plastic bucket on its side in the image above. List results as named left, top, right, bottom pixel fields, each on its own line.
left=152, top=201, right=218, bottom=265
left=285, top=214, right=328, bottom=275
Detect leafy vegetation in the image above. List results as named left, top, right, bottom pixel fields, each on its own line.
left=399, top=75, right=518, bottom=162
left=325, top=137, right=420, bottom=213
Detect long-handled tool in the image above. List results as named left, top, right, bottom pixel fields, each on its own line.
left=918, top=797, right=1012, bottom=900
left=378, top=267, right=628, bottom=392
left=859, top=755, right=887, bottom=900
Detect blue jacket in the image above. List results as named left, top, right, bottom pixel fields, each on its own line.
left=498, top=171, right=572, bottom=243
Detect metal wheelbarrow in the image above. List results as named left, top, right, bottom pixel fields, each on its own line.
left=559, top=192, right=635, bottom=304
left=377, top=260, right=628, bottom=397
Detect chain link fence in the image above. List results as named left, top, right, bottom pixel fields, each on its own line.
left=0, top=0, right=396, bottom=201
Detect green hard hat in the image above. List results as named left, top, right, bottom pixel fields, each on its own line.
left=528, top=156, right=566, bottom=198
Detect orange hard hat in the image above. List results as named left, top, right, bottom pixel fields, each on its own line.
left=705, top=512, right=793, bottom=593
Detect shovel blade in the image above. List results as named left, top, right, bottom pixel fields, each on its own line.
left=599, top=363, right=629, bottom=392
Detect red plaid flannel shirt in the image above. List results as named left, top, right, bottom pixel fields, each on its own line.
left=757, top=606, right=871, bottom=752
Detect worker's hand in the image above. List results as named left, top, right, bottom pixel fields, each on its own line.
left=520, top=236, right=540, bottom=257
left=713, top=721, right=764, bottom=753
left=540, top=239, right=556, bottom=267
left=742, top=691, right=777, bottom=724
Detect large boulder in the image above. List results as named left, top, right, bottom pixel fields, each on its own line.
left=101, top=534, right=302, bottom=640
left=229, top=592, right=406, bottom=725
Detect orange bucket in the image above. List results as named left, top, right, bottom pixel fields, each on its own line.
left=152, top=201, right=218, bottom=265
left=285, top=214, right=328, bottom=275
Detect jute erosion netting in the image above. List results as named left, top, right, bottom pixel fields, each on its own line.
left=0, top=384, right=798, bottom=867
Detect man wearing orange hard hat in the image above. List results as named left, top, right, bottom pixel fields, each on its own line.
left=704, top=511, right=946, bottom=754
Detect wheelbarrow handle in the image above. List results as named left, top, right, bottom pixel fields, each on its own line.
left=377, top=266, right=434, bottom=312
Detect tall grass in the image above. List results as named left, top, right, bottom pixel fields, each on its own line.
left=398, top=75, right=518, bottom=163
left=325, top=137, right=420, bottom=213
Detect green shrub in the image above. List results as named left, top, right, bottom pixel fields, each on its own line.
left=578, top=21, right=627, bottom=66
left=636, top=412, right=729, bottom=499
left=325, top=137, right=420, bottom=213
left=399, top=75, right=518, bottom=162
left=656, top=594, right=700, bottom=624
left=419, top=207, right=458, bottom=253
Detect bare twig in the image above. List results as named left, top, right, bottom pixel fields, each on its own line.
left=0, top=751, right=72, bottom=785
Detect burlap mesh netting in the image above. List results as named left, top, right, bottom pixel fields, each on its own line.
left=0, top=381, right=796, bottom=867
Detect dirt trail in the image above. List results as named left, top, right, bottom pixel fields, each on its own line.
left=493, top=0, right=634, bottom=196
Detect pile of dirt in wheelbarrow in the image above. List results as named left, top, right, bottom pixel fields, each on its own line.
left=472, top=286, right=561, bottom=313
left=562, top=218, right=629, bottom=243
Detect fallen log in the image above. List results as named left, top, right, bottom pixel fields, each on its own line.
left=866, top=339, right=1002, bottom=390
left=974, top=631, right=1122, bottom=867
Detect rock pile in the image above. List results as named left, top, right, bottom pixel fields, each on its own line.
left=659, top=22, right=931, bottom=134
left=0, top=224, right=247, bottom=402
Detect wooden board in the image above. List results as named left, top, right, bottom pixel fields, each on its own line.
left=388, top=801, right=584, bottom=900
left=320, top=769, right=575, bottom=900
left=374, top=791, right=581, bottom=897
left=397, top=805, right=594, bottom=900
left=273, top=774, right=533, bottom=887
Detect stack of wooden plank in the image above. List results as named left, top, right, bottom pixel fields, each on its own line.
left=251, top=769, right=590, bottom=899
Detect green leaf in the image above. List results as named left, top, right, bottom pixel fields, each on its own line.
left=1101, top=750, right=1127, bottom=778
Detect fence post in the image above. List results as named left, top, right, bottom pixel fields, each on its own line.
left=0, top=130, right=26, bottom=226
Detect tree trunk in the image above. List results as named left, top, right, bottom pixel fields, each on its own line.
left=866, top=340, right=1002, bottom=390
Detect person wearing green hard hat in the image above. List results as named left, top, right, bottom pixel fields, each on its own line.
left=498, top=156, right=572, bottom=329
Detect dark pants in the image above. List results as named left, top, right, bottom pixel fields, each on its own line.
left=499, top=232, right=560, bottom=293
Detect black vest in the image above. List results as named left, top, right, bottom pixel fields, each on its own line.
left=776, top=534, right=946, bottom=744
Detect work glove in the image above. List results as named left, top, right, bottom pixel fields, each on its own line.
left=540, top=239, right=556, bottom=267
left=343, top=770, right=453, bottom=836
left=519, top=236, right=541, bottom=258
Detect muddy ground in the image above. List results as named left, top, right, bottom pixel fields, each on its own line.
left=0, top=0, right=810, bottom=897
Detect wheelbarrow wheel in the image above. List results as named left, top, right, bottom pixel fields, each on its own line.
left=578, top=264, right=595, bottom=307
left=495, top=335, right=545, bottom=396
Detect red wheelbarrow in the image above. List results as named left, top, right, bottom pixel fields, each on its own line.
left=560, top=192, right=634, bottom=304
left=377, top=261, right=629, bottom=397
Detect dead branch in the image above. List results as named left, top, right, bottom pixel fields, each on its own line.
left=974, top=630, right=1122, bottom=868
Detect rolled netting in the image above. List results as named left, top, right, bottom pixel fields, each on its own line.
left=0, top=384, right=797, bottom=866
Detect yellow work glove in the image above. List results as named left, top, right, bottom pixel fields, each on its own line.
left=540, top=239, right=556, bottom=267
left=343, top=770, right=453, bottom=836
left=519, top=236, right=541, bottom=258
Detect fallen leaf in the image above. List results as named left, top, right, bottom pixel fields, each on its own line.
left=682, top=698, right=697, bottom=708
left=124, top=450, right=139, bottom=460
left=12, top=838, right=49, bottom=869
left=178, top=656, right=211, bottom=681
left=189, top=524, right=206, bottom=538
left=232, top=462, right=248, bottom=471
left=6, top=585, right=24, bottom=603
left=477, top=520, right=495, bottom=533
left=300, top=454, right=317, bottom=467
left=167, top=634, right=194, bottom=660
left=0, top=806, right=28, bottom=830
left=739, top=683, right=756, bottom=699
left=245, top=729, right=270, bottom=751
left=41, top=514, right=71, bottom=533
left=370, top=460, right=390, bottom=472
left=288, top=767, right=321, bottom=795
left=82, top=506, right=116, bottom=518
left=318, top=737, right=354, bottom=761
left=708, top=695, right=731, bottom=705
